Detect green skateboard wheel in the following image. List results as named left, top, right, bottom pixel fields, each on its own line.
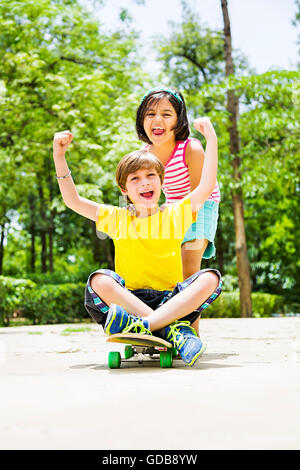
left=108, top=351, right=121, bottom=369
left=124, top=345, right=134, bottom=359
left=160, top=350, right=173, bottom=368
left=171, top=347, right=178, bottom=358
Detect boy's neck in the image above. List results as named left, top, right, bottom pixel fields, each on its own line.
left=134, top=203, right=159, bottom=218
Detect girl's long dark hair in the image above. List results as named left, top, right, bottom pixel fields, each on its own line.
left=136, top=89, right=190, bottom=144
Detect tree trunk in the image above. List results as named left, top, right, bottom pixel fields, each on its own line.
left=48, top=212, right=54, bottom=273
left=0, top=222, right=5, bottom=275
left=28, top=194, right=36, bottom=273
left=215, top=207, right=224, bottom=274
left=37, top=178, right=48, bottom=273
left=221, top=0, right=252, bottom=317
left=47, top=160, right=55, bottom=273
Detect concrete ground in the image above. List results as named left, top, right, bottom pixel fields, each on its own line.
left=0, top=317, right=299, bottom=450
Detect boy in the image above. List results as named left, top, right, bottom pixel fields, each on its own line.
left=53, top=117, right=222, bottom=366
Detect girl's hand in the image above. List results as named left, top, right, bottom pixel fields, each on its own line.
left=53, top=130, right=73, bottom=157
left=193, top=117, right=217, bottom=141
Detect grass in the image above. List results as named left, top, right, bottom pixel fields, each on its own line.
left=60, top=326, right=93, bottom=335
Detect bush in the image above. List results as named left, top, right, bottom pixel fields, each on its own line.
left=0, top=276, right=88, bottom=326
left=203, top=291, right=284, bottom=318
left=20, top=282, right=88, bottom=324
left=0, top=276, right=286, bottom=326
left=0, top=276, right=36, bottom=326
left=26, top=265, right=98, bottom=285
left=203, top=291, right=241, bottom=318
left=251, top=292, right=285, bottom=317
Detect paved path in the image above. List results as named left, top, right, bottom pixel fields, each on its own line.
left=0, top=317, right=299, bottom=450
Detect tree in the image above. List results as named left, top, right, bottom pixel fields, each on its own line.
left=156, top=7, right=224, bottom=91
left=155, top=1, right=251, bottom=94
left=0, top=0, right=145, bottom=276
left=154, top=0, right=253, bottom=315
left=235, top=71, right=300, bottom=307
left=220, top=0, right=252, bottom=317
left=153, top=0, right=299, bottom=311
left=193, top=69, right=299, bottom=307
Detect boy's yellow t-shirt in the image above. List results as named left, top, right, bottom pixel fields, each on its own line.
left=96, top=197, right=196, bottom=291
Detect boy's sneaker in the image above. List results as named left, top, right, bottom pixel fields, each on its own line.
left=162, top=321, right=206, bottom=366
left=104, top=304, right=151, bottom=336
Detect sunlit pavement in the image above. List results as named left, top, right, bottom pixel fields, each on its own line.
left=0, top=317, right=299, bottom=450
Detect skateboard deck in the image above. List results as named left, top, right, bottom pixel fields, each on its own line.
left=106, top=333, right=177, bottom=368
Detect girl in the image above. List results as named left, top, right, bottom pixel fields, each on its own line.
left=136, top=87, right=221, bottom=332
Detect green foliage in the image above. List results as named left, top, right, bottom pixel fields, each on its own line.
left=152, top=2, right=299, bottom=312
left=0, top=273, right=286, bottom=327
left=0, top=0, right=298, bottom=324
left=173, top=68, right=300, bottom=304
left=203, top=291, right=284, bottom=318
left=0, top=275, right=88, bottom=326
left=20, top=282, right=88, bottom=325
left=0, top=276, right=36, bottom=326
left=154, top=2, right=252, bottom=92
left=0, top=0, right=148, bottom=277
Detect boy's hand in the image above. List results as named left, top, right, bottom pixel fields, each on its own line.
left=159, top=203, right=168, bottom=212
left=53, top=130, right=73, bottom=156
left=193, top=117, right=217, bottom=141
left=127, top=204, right=137, bottom=216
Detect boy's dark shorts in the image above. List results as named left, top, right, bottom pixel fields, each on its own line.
left=84, top=268, right=222, bottom=329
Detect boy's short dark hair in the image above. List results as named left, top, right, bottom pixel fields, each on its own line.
left=116, top=150, right=165, bottom=192
left=136, top=89, right=190, bottom=144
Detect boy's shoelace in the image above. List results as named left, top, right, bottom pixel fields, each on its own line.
left=166, top=321, right=197, bottom=349
left=123, top=317, right=152, bottom=335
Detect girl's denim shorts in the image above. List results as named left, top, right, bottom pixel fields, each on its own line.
left=84, top=268, right=222, bottom=329
left=182, top=200, right=219, bottom=259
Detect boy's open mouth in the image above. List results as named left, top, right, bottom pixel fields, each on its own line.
left=140, top=190, right=154, bottom=199
left=152, top=127, right=165, bottom=136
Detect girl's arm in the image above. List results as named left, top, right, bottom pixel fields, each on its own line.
left=189, top=117, right=218, bottom=212
left=185, top=139, right=204, bottom=191
left=53, top=130, right=100, bottom=222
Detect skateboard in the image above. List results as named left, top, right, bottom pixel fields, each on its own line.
left=106, top=333, right=178, bottom=369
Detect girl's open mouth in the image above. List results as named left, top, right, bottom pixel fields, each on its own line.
left=152, top=127, right=165, bottom=136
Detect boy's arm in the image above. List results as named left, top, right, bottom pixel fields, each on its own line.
left=53, top=130, right=100, bottom=222
left=189, top=117, right=218, bottom=212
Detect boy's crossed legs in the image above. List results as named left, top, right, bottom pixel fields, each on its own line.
left=85, top=268, right=222, bottom=366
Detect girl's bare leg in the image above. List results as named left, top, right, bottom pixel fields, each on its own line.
left=181, top=239, right=209, bottom=335
left=181, top=239, right=208, bottom=279
left=90, top=273, right=153, bottom=317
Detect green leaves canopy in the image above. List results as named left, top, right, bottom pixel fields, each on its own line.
left=0, top=0, right=145, bottom=274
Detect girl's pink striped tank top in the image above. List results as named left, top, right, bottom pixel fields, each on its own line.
left=162, top=138, right=221, bottom=203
